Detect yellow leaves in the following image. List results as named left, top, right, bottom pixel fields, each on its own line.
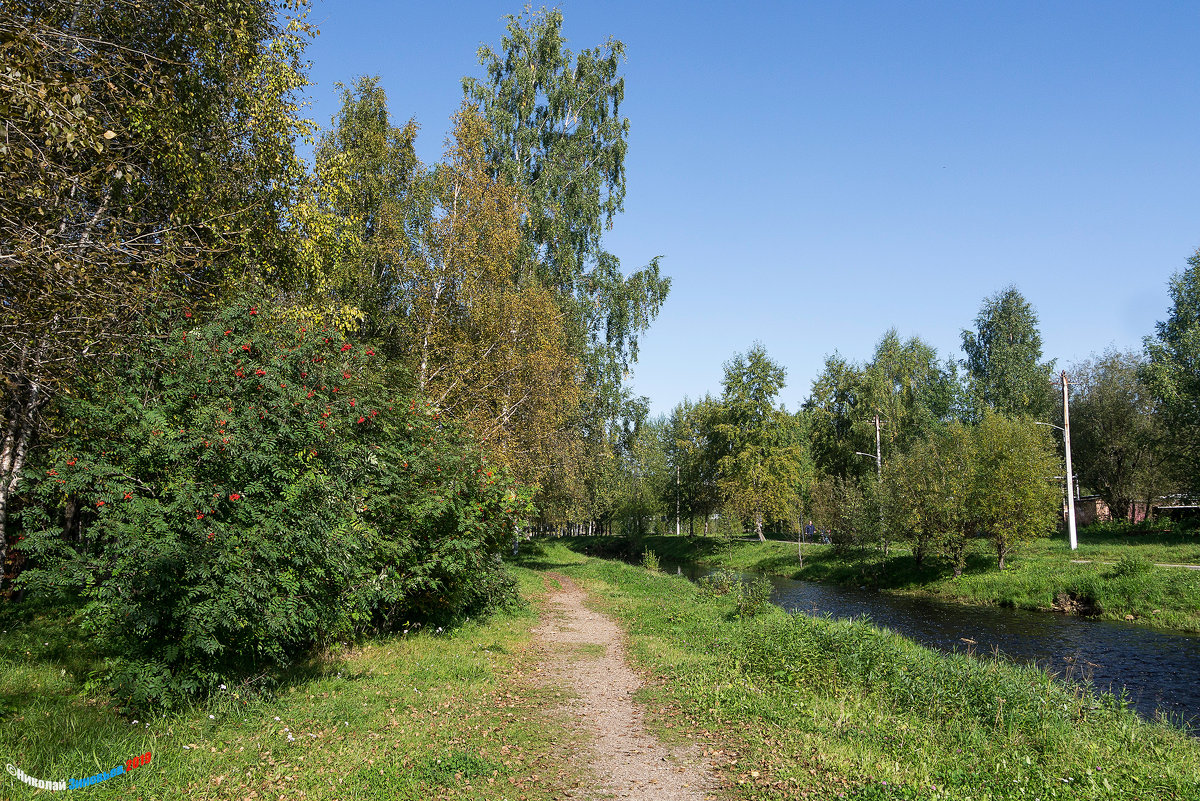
left=102, top=130, right=116, bottom=139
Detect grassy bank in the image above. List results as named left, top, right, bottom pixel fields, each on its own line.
left=581, top=529, right=1200, bottom=632
left=5, top=543, right=1198, bottom=800
left=522, top=542, right=1200, bottom=800
left=0, top=568, right=579, bottom=800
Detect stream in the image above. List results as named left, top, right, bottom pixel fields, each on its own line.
left=666, top=561, right=1200, bottom=730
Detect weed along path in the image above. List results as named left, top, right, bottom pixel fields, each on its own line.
left=532, top=574, right=716, bottom=800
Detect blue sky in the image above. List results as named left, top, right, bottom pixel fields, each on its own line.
left=302, top=1, right=1200, bottom=416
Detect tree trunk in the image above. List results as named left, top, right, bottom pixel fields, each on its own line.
left=64, top=495, right=81, bottom=543
left=1110, top=496, right=1131, bottom=522
left=755, top=510, right=764, bottom=542
left=0, top=373, right=44, bottom=588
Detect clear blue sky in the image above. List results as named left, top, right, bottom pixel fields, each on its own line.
left=302, top=0, right=1200, bottom=416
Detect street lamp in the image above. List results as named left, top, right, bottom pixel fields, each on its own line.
left=854, top=451, right=881, bottom=479
left=853, top=413, right=883, bottom=480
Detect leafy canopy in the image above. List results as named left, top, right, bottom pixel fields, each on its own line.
left=961, top=286, right=1055, bottom=420
left=19, top=299, right=522, bottom=708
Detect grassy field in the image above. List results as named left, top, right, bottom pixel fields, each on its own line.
left=0, top=568, right=582, bottom=800
left=3, top=541, right=1198, bottom=800
left=523, top=542, right=1200, bottom=800
left=588, top=525, right=1200, bottom=632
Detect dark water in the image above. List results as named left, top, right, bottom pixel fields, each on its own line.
left=665, top=561, right=1200, bottom=729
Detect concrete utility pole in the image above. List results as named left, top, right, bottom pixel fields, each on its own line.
left=675, top=464, right=681, bottom=537
left=1062, top=371, right=1078, bottom=551
left=854, top=414, right=883, bottom=480
left=873, top=414, right=882, bottom=481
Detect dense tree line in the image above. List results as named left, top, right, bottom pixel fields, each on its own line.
left=613, top=276, right=1198, bottom=577
left=3, top=0, right=1198, bottom=707
left=0, top=3, right=665, bottom=706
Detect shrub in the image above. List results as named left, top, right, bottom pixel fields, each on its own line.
left=641, top=548, right=661, bottom=573
left=733, top=575, right=773, bottom=617
left=697, top=569, right=736, bottom=597
left=1109, top=554, right=1153, bottom=578
left=17, top=299, right=525, bottom=708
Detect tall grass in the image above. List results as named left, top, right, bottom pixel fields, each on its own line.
left=0, top=567, right=580, bottom=800
left=535, top=543, right=1200, bottom=800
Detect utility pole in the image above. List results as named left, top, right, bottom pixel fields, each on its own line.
left=873, top=414, right=882, bottom=481
left=1062, top=371, right=1077, bottom=551
left=855, top=414, right=884, bottom=479
left=675, top=464, right=681, bottom=537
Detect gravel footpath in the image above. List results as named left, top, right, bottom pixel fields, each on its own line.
left=532, top=574, right=716, bottom=801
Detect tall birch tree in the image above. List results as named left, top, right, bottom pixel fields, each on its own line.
left=463, top=8, right=670, bottom=509
left=0, top=0, right=311, bottom=579
left=715, top=344, right=807, bottom=541
left=1143, top=251, right=1200, bottom=493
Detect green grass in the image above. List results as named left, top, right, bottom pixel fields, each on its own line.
left=524, top=542, right=1200, bottom=800
left=0, top=567, right=582, bottom=800
left=591, top=529, right=1200, bottom=632
left=4, top=539, right=1198, bottom=800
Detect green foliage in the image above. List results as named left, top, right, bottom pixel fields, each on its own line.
left=828, top=474, right=884, bottom=552
left=464, top=8, right=659, bottom=316
left=732, top=575, right=773, bottom=618
left=641, top=548, right=661, bottom=574
left=0, top=0, right=312, bottom=378
left=0, top=0, right=314, bottom=582
left=17, top=299, right=523, bottom=708
left=296, top=75, right=419, bottom=334
left=664, top=396, right=723, bottom=531
left=973, top=411, right=1063, bottom=569
left=1068, top=350, right=1174, bottom=518
left=1109, top=554, right=1152, bottom=579
left=882, top=414, right=1059, bottom=572
left=696, top=569, right=737, bottom=597
left=613, top=414, right=671, bottom=537
left=961, top=286, right=1056, bottom=420
left=463, top=8, right=669, bottom=525
left=1143, top=250, right=1200, bottom=493
left=884, top=422, right=977, bottom=575
left=806, top=331, right=962, bottom=479
left=714, top=344, right=811, bottom=540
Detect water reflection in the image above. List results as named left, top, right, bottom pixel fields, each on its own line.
left=667, top=562, right=1200, bottom=729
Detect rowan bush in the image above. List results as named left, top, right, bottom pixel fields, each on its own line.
left=18, top=299, right=523, bottom=708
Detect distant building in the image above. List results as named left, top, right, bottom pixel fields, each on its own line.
left=1069, top=495, right=1197, bottom=525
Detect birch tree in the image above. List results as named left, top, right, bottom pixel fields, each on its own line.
left=1143, top=251, right=1200, bottom=493
left=391, top=107, right=580, bottom=484
left=714, top=344, right=807, bottom=541
left=961, top=287, right=1056, bottom=420
left=0, top=0, right=311, bottom=579
left=463, top=8, right=670, bottom=511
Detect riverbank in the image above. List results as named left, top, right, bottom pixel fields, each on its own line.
left=526, top=542, right=1200, bottom=799
left=4, top=547, right=1199, bottom=799
left=577, top=530, right=1200, bottom=633
left=0, top=569, right=582, bottom=800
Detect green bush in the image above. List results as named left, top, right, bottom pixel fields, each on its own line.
left=697, top=569, right=736, bottom=597
left=641, top=548, right=661, bottom=573
left=733, top=575, right=773, bottom=617
left=1109, top=554, right=1153, bottom=578
left=17, top=300, right=524, bottom=708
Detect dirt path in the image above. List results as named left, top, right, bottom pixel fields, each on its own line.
left=532, top=574, right=716, bottom=801
left=1069, top=559, right=1200, bottom=570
